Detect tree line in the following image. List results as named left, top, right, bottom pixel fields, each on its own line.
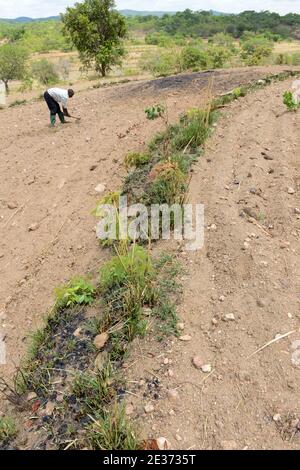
left=128, top=9, right=300, bottom=40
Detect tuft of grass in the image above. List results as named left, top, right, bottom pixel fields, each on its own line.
left=87, top=405, right=139, bottom=450
left=54, top=277, right=95, bottom=310
left=0, top=417, right=17, bottom=443
left=124, top=152, right=150, bottom=170
left=72, top=361, right=116, bottom=412
left=93, top=191, right=125, bottom=248
left=99, top=245, right=155, bottom=356
left=148, top=162, right=187, bottom=205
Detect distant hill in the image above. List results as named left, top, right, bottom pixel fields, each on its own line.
left=0, top=10, right=229, bottom=24
left=0, top=16, right=60, bottom=23
left=120, top=10, right=175, bottom=17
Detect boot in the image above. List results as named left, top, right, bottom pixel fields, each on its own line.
left=50, top=114, right=56, bottom=127
left=58, top=111, right=66, bottom=124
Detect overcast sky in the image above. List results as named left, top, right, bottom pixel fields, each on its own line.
left=1, top=0, right=300, bottom=19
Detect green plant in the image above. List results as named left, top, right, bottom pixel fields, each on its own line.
left=171, top=107, right=214, bottom=151
left=99, top=245, right=155, bottom=353
left=93, top=191, right=120, bottom=217
left=18, top=76, right=33, bottom=92
left=148, top=162, right=187, bottom=205
left=145, top=104, right=165, bottom=120
left=241, top=36, right=274, bottom=65
left=100, top=245, right=153, bottom=292
left=0, top=417, right=17, bottom=442
left=140, top=49, right=181, bottom=77
left=54, top=277, right=95, bottom=309
left=181, top=45, right=208, bottom=70
left=283, top=91, right=299, bottom=111
left=124, top=152, right=150, bottom=170
left=31, top=59, right=59, bottom=85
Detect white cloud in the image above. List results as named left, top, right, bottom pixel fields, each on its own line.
left=0, top=0, right=300, bottom=19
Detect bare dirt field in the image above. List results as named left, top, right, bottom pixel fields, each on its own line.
left=124, top=71, right=300, bottom=450
left=1, top=65, right=300, bottom=448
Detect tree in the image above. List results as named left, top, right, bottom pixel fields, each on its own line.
left=62, top=0, right=127, bottom=77
left=0, top=44, right=28, bottom=93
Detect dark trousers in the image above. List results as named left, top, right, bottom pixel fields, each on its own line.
left=44, top=91, right=61, bottom=115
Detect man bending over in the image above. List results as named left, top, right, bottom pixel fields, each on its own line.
left=44, top=88, right=75, bottom=127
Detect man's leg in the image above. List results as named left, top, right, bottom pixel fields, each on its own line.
left=50, top=114, right=56, bottom=126
left=44, top=91, right=58, bottom=127
left=58, top=110, right=66, bottom=124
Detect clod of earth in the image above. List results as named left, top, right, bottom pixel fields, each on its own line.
left=94, top=183, right=106, bottom=193
left=192, top=356, right=204, bottom=369
left=167, top=389, right=179, bottom=402
left=156, top=437, right=171, bottom=450
left=93, top=332, right=109, bottom=349
left=144, top=403, right=154, bottom=413
left=28, top=223, right=39, bottom=232
left=178, top=334, right=192, bottom=341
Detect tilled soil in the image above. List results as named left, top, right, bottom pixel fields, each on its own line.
left=0, top=66, right=299, bottom=449
left=124, top=77, right=300, bottom=450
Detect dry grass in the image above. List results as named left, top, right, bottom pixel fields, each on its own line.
left=274, top=41, right=300, bottom=53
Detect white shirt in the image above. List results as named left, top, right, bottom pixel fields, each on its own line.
left=47, top=88, right=69, bottom=107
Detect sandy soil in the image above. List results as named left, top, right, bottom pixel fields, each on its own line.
left=1, top=66, right=299, bottom=449
left=124, top=75, right=300, bottom=450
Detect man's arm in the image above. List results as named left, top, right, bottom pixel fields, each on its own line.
left=63, top=106, right=71, bottom=118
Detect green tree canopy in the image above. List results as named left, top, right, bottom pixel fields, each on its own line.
left=62, top=0, right=127, bottom=77
left=0, top=44, right=28, bottom=93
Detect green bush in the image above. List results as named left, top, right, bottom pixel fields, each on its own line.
left=124, top=152, right=150, bottom=170
left=31, top=59, right=59, bottom=85
left=241, top=36, right=274, bottom=65
left=140, top=49, right=181, bottom=77
left=145, top=32, right=174, bottom=47
left=148, top=162, right=187, bottom=205
left=54, top=277, right=95, bottom=310
left=181, top=46, right=208, bottom=70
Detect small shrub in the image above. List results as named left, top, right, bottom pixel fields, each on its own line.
left=148, top=162, right=187, bottom=205
left=31, top=59, right=59, bottom=85
left=181, top=46, right=208, bottom=71
left=18, top=77, right=33, bottom=92
left=54, top=277, right=95, bottom=310
left=124, top=152, right=150, bottom=170
left=140, top=49, right=181, bottom=77
left=55, top=58, right=71, bottom=80
left=171, top=108, right=214, bottom=151
left=241, top=37, right=274, bottom=65
left=283, top=91, right=299, bottom=111
left=145, top=104, right=165, bottom=120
